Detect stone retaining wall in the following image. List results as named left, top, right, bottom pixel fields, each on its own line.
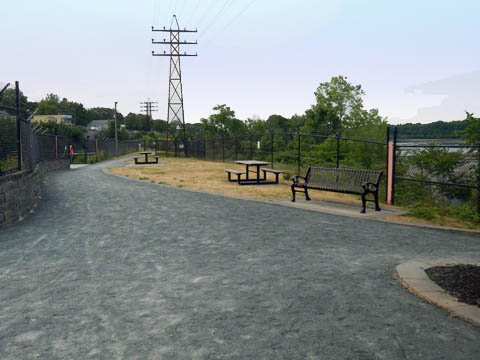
left=0, top=160, right=69, bottom=227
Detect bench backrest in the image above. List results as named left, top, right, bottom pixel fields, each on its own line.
left=305, top=167, right=383, bottom=191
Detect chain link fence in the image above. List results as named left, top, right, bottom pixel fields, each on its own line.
left=155, top=132, right=388, bottom=180
left=1, top=81, right=141, bottom=173
left=393, top=128, right=480, bottom=223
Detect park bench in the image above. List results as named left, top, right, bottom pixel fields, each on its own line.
left=225, top=168, right=245, bottom=183
left=291, top=167, right=383, bottom=213
left=261, top=168, right=284, bottom=184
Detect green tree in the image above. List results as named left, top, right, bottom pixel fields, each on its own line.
left=200, top=105, right=246, bottom=137
left=403, top=147, right=471, bottom=201
left=85, top=107, right=124, bottom=125
left=461, top=112, right=480, bottom=146
left=0, top=88, right=36, bottom=117
left=265, top=114, right=289, bottom=133
left=37, top=94, right=60, bottom=115
left=308, top=75, right=384, bottom=134
left=36, top=94, right=90, bottom=126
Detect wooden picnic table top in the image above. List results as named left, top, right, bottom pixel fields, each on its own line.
left=235, top=160, right=269, bottom=166
left=139, top=151, right=153, bottom=155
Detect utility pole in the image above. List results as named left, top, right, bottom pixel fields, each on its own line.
left=152, top=15, right=197, bottom=153
left=114, top=101, right=118, bottom=156
left=140, top=100, right=158, bottom=132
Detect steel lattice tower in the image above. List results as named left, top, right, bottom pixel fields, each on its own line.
left=152, top=15, right=197, bottom=146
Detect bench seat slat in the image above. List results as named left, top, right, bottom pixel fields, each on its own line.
left=261, top=168, right=284, bottom=174
left=225, top=169, right=245, bottom=174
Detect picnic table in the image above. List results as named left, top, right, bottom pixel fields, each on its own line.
left=134, top=152, right=159, bottom=165
left=225, top=160, right=284, bottom=185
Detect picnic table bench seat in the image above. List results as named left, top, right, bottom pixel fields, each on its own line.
left=291, top=166, right=383, bottom=213
left=261, top=168, right=284, bottom=183
left=225, top=168, right=246, bottom=183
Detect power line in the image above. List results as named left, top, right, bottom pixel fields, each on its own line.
left=176, top=0, right=188, bottom=20
left=203, top=0, right=257, bottom=44
left=184, top=0, right=202, bottom=28
left=194, top=0, right=218, bottom=29
left=199, top=0, right=236, bottom=39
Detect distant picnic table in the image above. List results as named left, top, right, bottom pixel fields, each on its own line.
left=134, top=152, right=159, bottom=165
left=225, top=160, right=284, bottom=185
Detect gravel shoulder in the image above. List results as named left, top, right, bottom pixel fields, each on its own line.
left=0, top=158, right=479, bottom=359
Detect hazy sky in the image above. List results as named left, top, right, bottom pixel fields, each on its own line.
left=1, top=0, right=479, bottom=124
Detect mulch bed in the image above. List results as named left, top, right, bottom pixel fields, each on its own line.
left=425, top=265, right=480, bottom=307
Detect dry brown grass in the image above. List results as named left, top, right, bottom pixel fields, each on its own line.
left=109, top=156, right=360, bottom=203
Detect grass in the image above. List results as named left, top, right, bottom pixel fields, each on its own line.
left=109, top=156, right=360, bottom=203
left=393, top=203, right=480, bottom=230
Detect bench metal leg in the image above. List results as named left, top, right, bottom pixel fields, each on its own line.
left=374, top=192, right=381, bottom=211
left=305, top=187, right=311, bottom=201
left=361, top=194, right=366, bottom=214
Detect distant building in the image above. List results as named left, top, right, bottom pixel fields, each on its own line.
left=85, top=119, right=111, bottom=138
left=32, top=114, right=74, bottom=125
left=87, top=120, right=110, bottom=132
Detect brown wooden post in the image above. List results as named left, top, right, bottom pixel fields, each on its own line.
left=386, top=127, right=397, bottom=205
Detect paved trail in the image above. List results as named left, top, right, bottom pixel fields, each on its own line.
left=0, top=159, right=479, bottom=359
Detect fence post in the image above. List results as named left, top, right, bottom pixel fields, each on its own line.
left=95, top=138, right=99, bottom=162
left=336, top=134, right=340, bottom=168
left=212, top=138, right=215, bottom=161
left=234, top=137, right=238, bottom=160
left=55, top=134, right=58, bottom=160
left=385, top=127, right=390, bottom=201
left=271, top=133, right=274, bottom=168
left=222, top=136, right=225, bottom=162
left=477, top=147, right=480, bottom=223
left=84, top=139, right=88, bottom=164
left=15, top=81, right=22, bottom=171
left=391, top=127, right=398, bottom=205
left=250, top=135, right=253, bottom=159
left=297, top=131, right=301, bottom=176
left=174, top=138, right=177, bottom=158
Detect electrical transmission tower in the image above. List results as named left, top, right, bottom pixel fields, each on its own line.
left=152, top=15, right=197, bottom=149
left=140, top=100, right=158, bottom=131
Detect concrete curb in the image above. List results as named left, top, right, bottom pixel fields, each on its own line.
left=395, top=259, right=480, bottom=327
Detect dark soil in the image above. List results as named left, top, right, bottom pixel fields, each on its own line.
left=425, top=265, right=480, bottom=307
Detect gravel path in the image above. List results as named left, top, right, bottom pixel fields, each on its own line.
left=0, top=159, right=479, bottom=359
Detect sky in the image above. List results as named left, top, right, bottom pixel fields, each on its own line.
left=1, top=0, right=479, bottom=124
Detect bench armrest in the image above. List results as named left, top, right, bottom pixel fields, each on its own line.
left=362, top=182, right=378, bottom=192
left=292, top=175, right=307, bottom=183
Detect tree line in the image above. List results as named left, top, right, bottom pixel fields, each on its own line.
left=1, top=76, right=478, bottom=144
